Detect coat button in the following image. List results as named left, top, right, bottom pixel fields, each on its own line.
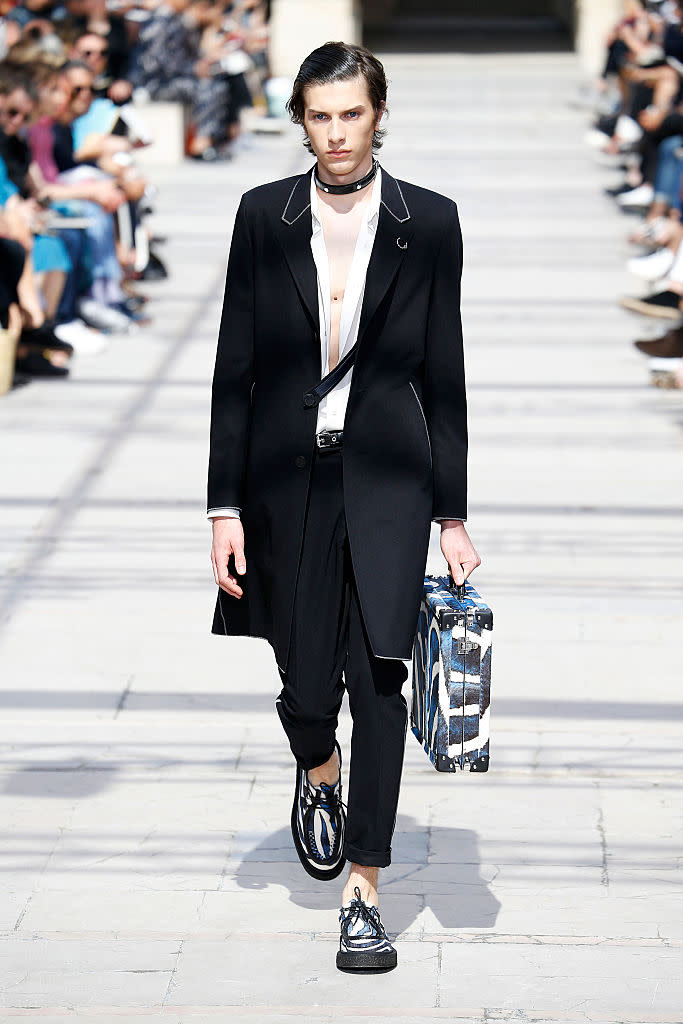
left=303, top=392, right=317, bottom=408
left=295, top=455, right=307, bottom=468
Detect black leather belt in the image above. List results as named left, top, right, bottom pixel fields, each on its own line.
left=316, top=429, right=344, bottom=451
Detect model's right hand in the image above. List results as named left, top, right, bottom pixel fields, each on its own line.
left=211, top=518, right=246, bottom=599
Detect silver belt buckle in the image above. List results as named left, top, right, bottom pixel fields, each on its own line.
left=316, top=430, right=343, bottom=449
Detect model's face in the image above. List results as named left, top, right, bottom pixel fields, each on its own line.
left=0, top=88, right=33, bottom=136
left=303, top=75, right=383, bottom=182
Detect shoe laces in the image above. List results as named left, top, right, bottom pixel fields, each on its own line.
left=305, top=773, right=346, bottom=816
left=339, top=885, right=385, bottom=936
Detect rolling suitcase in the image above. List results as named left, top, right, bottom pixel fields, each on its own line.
left=410, top=575, right=493, bottom=772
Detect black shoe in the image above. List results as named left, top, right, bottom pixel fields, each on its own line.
left=336, top=886, right=398, bottom=972
left=291, top=740, right=346, bottom=881
left=619, top=290, right=683, bottom=319
left=14, top=350, right=69, bottom=377
left=596, top=113, right=618, bottom=135
left=605, top=181, right=634, bottom=197
left=139, top=250, right=168, bottom=281
left=634, top=326, right=683, bottom=357
left=20, top=324, right=74, bottom=356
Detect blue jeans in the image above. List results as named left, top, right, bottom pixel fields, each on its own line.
left=654, top=134, right=683, bottom=212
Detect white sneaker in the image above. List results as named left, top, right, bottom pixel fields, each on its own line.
left=77, top=298, right=137, bottom=334
left=53, top=319, right=109, bottom=354
left=616, top=183, right=655, bottom=208
left=665, top=239, right=683, bottom=283
left=649, top=356, right=683, bottom=370
left=615, top=114, right=643, bottom=145
left=627, top=247, right=675, bottom=281
left=584, top=128, right=612, bottom=150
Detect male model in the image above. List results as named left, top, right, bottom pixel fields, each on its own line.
left=207, top=41, right=480, bottom=972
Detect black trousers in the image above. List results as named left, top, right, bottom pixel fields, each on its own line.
left=275, top=443, right=409, bottom=868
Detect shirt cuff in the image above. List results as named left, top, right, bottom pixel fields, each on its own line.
left=207, top=507, right=241, bottom=520
left=433, top=517, right=466, bottom=524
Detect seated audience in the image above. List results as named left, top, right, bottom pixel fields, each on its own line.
left=0, top=0, right=271, bottom=390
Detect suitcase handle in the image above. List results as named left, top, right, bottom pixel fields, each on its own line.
left=446, top=573, right=466, bottom=601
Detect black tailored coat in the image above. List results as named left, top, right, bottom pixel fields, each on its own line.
left=207, top=162, right=467, bottom=671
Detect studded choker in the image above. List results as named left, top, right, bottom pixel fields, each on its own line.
left=314, top=158, right=378, bottom=195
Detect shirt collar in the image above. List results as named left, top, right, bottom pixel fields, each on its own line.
left=310, top=162, right=382, bottom=232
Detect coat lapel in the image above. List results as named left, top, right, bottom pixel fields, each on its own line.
left=274, top=168, right=319, bottom=333
left=358, top=166, right=414, bottom=342
left=275, top=162, right=414, bottom=344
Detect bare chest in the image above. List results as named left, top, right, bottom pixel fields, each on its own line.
left=320, top=204, right=365, bottom=301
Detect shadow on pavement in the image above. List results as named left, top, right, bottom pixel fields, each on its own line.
left=234, top=818, right=501, bottom=936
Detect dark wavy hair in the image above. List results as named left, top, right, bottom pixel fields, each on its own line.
left=286, top=41, right=388, bottom=155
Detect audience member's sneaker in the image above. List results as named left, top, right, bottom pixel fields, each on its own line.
left=634, top=326, right=683, bottom=358
left=77, top=298, right=138, bottom=334
left=109, top=300, right=152, bottom=326
left=605, top=181, right=638, bottom=198
left=336, top=886, right=397, bottom=972
left=616, top=183, right=654, bottom=208
left=53, top=319, right=108, bottom=355
left=627, top=247, right=675, bottom=281
left=584, top=128, right=612, bottom=150
left=619, top=289, right=683, bottom=319
left=615, top=114, right=643, bottom=146
left=291, top=740, right=346, bottom=881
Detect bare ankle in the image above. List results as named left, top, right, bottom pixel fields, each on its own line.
left=343, top=864, right=380, bottom=906
left=307, top=746, right=339, bottom=788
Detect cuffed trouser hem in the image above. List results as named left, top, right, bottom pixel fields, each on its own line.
left=343, top=842, right=392, bottom=868
left=293, top=743, right=337, bottom=773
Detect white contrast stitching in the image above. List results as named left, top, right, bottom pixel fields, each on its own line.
left=282, top=178, right=312, bottom=225
left=409, top=381, right=432, bottom=466
left=218, top=592, right=228, bottom=633
left=381, top=175, right=410, bottom=223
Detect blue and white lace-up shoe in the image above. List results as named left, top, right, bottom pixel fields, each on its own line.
left=336, top=885, right=398, bottom=971
left=291, top=740, right=346, bottom=881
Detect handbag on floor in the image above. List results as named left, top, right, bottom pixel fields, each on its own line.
left=410, top=574, right=493, bottom=772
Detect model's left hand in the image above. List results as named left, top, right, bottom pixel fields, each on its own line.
left=440, top=520, right=481, bottom=586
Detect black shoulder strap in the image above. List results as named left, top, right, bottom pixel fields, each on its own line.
left=303, top=340, right=359, bottom=408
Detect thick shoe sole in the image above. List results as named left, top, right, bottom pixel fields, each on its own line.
left=336, top=949, right=398, bottom=972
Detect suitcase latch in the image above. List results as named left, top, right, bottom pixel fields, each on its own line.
left=456, top=637, right=478, bottom=655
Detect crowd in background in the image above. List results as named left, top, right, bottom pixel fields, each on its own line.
left=583, top=0, right=683, bottom=389
left=0, top=0, right=270, bottom=389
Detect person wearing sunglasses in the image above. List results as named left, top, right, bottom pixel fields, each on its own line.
left=62, top=0, right=133, bottom=104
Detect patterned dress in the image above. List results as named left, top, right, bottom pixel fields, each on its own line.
left=128, top=4, right=232, bottom=142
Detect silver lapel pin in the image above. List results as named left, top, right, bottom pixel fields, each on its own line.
left=396, top=237, right=408, bottom=250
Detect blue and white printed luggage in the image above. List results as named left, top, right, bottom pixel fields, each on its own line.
left=411, top=575, right=493, bottom=772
